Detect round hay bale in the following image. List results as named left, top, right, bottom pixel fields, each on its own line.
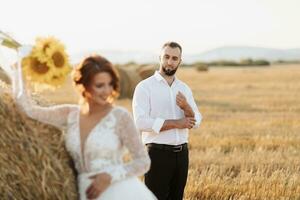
left=0, top=78, right=10, bottom=91
left=0, top=92, right=78, bottom=199
left=0, top=67, right=11, bottom=85
left=115, top=66, right=141, bottom=99
left=125, top=64, right=140, bottom=72
left=195, top=64, right=209, bottom=72
left=137, top=65, right=157, bottom=80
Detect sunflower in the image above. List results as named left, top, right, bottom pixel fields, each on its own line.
left=21, top=56, right=54, bottom=83
left=23, top=37, right=71, bottom=89
left=31, top=37, right=59, bottom=63
left=1, top=33, right=71, bottom=89
left=45, top=43, right=71, bottom=77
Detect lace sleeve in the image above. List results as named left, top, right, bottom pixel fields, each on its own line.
left=12, top=51, right=77, bottom=130
left=108, top=108, right=150, bottom=182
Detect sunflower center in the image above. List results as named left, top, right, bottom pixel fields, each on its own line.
left=43, top=44, right=50, bottom=52
left=52, top=52, right=65, bottom=68
left=52, top=75, right=60, bottom=79
left=31, top=58, right=49, bottom=74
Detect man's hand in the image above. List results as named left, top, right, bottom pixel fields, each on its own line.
left=86, top=172, right=112, bottom=199
left=177, top=117, right=196, bottom=129
left=176, top=91, right=195, bottom=118
left=176, top=91, right=188, bottom=110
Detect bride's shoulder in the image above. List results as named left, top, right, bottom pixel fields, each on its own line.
left=63, top=104, right=79, bottom=116
left=63, top=105, right=79, bottom=124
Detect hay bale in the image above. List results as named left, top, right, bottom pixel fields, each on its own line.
left=0, top=91, right=78, bottom=199
left=195, top=64, right=209, bottom=72
left=0, top=78, right=10, bottom=91
left=116, top=66, right=141, bottom=99
left=0, top=67, right=11, bottom=84
left=137, top=65, right=157, bottom=80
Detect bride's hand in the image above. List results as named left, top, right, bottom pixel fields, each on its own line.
left=86, top=172, right=112, bottom=199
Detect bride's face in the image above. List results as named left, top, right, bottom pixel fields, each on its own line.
left=85, top=72, right=114, bottom=106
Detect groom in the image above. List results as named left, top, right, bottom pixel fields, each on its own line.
left=132, top=41, right=202, bottom=200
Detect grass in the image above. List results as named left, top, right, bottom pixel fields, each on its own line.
left=179, top=65, right=300, bottom=200
left=13, top=64, right=300, bottom=199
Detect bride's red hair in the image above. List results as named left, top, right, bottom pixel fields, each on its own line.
left=72, top=55, right=120, bottom=100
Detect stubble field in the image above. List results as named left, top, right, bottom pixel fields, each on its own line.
left=123, top=65, right=299, bottom=200
left=29, top=64, right=300, bottom=199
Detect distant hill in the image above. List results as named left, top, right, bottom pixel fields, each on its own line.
left=191, top=46, right=300, bottom=63
left=2, top=45, right=300, bottom=66
left=70, top=46, right=300, bottom=65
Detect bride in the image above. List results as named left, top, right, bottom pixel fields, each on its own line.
left=12, top=53, right=157, bottom=200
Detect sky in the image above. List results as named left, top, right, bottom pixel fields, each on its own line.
left=1, top=0, right=300, bottom=55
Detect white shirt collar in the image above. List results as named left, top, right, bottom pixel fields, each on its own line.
left=154, top=71, right=164, bottom=82
left=154, top=70, right=178, bottom=85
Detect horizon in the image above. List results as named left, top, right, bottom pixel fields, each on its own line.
left=1, top=44, right=300, bottom=69
left=1, top=0, right=300, bottom=55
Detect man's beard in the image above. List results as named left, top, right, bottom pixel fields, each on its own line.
left=162, top=65, right=178, bottom=76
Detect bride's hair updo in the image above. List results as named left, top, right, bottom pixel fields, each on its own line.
left=72, top=55, right=120, bottom=100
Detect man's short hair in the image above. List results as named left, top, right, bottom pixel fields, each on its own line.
left=162, top=41, right=182, bottom=54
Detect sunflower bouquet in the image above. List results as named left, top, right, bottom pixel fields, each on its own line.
left=0, top=31, right=71, bottom=89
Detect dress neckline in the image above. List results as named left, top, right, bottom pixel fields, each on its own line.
left=77, top=106, right=116, bottom=171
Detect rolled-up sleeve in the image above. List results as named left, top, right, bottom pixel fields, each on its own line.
left=152, top=117, right=165, bottom=134
left=132, top=83, right=165, bottom=134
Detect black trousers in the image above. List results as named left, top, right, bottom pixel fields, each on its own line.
left=145, top=144, right=189, bottom=200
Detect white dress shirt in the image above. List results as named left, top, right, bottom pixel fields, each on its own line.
left=132, top=71, right=202, bottom=145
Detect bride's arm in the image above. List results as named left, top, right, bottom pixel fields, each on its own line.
left=107, top=108, right=150, bottom=182
left=12, top=59, right=77, bottom=129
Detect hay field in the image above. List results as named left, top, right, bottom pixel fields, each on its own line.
left=124, top=64, right=300, bottom=200
left=180, top=65, right=300, bottom=200
left=3, top=64, right=300, bottom=199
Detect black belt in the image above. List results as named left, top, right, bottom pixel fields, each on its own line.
left=146, top=143, right=188, bottom=153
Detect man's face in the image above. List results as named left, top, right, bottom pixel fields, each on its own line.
left=159, top=46, right=182, bottom=76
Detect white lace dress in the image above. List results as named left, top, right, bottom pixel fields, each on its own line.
left=12, top=63, right=157, bottom=200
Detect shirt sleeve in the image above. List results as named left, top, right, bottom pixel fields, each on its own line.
left=12, top=53, right=76, bottom=129
left=132, top=83, right=165, bottom=134
left=186, top=87, right=202, bottom=129
left=106, top=109, right=151, bottom=182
